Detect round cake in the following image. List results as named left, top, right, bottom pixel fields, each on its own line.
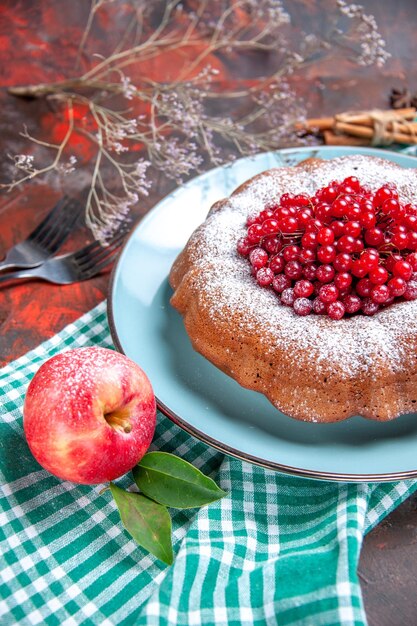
left=169, top=155, right=417, bottom=423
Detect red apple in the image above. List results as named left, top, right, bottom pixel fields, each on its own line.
left=23, top=347, right=156, bottom=484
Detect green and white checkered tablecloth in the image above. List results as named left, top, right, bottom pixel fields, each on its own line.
left=1, top=301, right=417, bottom=625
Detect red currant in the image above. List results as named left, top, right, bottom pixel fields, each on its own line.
left=285, top=260, right=303, bottom=280
left=327, top=301, right=345, bottom=320
left=272, top=274, right=291, bottom=293
left=343, top=294, right=362, bottom=314
left=294, top=280, right=314, bottom=298
left=319, top=283, right=339, bottom=303
left=293, top=298, right=313, bottom=316
left=281, top=288, right=295, bottom=306
left=256, top=267, right=274, bottom=286
left=316, top=264, right=335, bottom=283
left=369, top=266, right=388, bottom=285
left=393, top=260, right=413, bottom=280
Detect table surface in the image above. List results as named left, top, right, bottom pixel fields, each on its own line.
left=1, top=1, right=417, bottom=623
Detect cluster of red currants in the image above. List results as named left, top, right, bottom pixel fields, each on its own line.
left=237, top=176, right=417, bottom=319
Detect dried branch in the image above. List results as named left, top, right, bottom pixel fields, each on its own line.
left=3, top=0, right=390, bottom=240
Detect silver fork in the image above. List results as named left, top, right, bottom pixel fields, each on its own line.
left=0, top=224, right=130, bottom=285
left=0, top=196, right=84, bottom=271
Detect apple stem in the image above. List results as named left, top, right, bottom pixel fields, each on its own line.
left=104, top=411, right=132, bottom=434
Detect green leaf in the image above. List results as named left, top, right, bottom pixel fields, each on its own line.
left=132, top=451, right=227, bottom=509
left=110, top=483, right=173, bottom=565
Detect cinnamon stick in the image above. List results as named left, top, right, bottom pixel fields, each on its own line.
left=323, top=130, right=370, bottom=146
left=334, top=121, right=417, bottom=145
left=296, top=107, right=416, bottom=133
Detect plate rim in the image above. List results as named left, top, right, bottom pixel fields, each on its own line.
left=108, top=146, right=417, bottom=483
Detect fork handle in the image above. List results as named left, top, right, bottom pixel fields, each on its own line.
left=0, top=269, right=39, bottom=283
left=0, top=260, right=22, bottom=272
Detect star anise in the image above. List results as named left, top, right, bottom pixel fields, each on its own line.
left=390, top=87, right=417, bottom=110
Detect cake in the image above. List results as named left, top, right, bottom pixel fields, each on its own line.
left=169, top=155, right=417, bottom=423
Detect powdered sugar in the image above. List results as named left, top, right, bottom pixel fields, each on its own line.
left=185, top=155, right=417, bottom=379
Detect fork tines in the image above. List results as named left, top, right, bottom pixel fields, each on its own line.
left=73, top=223, right=131, bottom=276
left=28, top=196, right=84, bottom=254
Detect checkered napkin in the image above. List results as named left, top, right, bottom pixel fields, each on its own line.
left=1, top=301, right=417, bottom=626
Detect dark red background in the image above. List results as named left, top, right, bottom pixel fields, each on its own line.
left=1, top=2, right=417, bottom=622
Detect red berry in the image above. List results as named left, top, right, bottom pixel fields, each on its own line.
left=346, top=203, right=361, bottom=221
left=343, top=294, right=362, bottom=314
left=294, top=194, right=310, bottom=207
left=353, top=238, right=364, bottom=253
left=281, top=288, right=295, bottom=306
left=364, top=228, right=384, bottom=247
left=345, top=176, right=361, bottom=191
left=331, top=196, right=349, bottom=217
left=373, top=185, right=395, bottom=208
left=327, top=301, right=345, bottom=320
left=404, top=214, right=417, bottom=231
left=280, top=193, right=294, bottom=208
left=262, top=218, right=279, bottom=236
left=388, top=277, right=406, bottom=297
left=247, top=223, right=264, bottom=244
left=405, top=203, right=417, bottom=216
left=279, top=216, right=299, bottom=234
left=263, top=236, right=282, bottom=254
left=249, top=248, right=268, bottom=269
left=320, top=185, right=339, bottom=203
left=330, top=220, right=345, bottom=237
left=408, top=232, right=417, bottom=250
left=359, top=211, right=376, bottom=229
left=259, top=209, right=274, bottom=222
left=317, top=227, right=335, bottom=245
left=362, top=298, right=380, bottom=316
left=344, top=221, right=361, bottom=238
left=284, top=260, right=303, bottom=280
left=404, top=281, right=417, bottom=300
left=391, top=231, right=409, bottom=250
left=256, top=267, right=274, bottom=286
left=319, top=283, right=339, bottom=303
left=301, top=232, right=318, bottom=249
left=298, top=209, right=314, bottom=226
left=407, top=252, right=417, bottom=270
left=275, top=207, right=292, bottom=220
left=369, top=266, right=388, bottom=285
left=360, top=249, right=379, bottom=271
left=317, top=245, right=336, bottom=263
left=299, top=248, right=316, bottom=264
left=283, top=245, right=300, bottom=262
left=269, top=254, right=285, bottom=274
left=315, top=202, right=332, bottom=222
left=381, top=198, right=403, bottom=219
left=393, top=260, right=413, bottom=280
left=334, top=272, right=352, bottom=290
left=337, top=235, right=356, bottom=254
left=246, top=214, right=260, bottom=227
left=356, top=278, right=372, bottom=297
left=385, top=253, right=403, bottom=273
left=303, top=263, right=318, bottom=281
left=293, top=298, right=313, bottom=316
left=312, top=297, right=327, bottom=314
left=306, top=219, right=324, bottom=233
left=294, top=280, right=314, bottom=298
left=272, top=274, right=291, bottom=293
left=351, top=258, right=368, bottom=278
left=334, top=253, right=352, bottom=272
left=316, top=264, right=335, bottom=283
left=237, top=237, right=252, bottom=256
left=371, top=284, right=390, bottom=303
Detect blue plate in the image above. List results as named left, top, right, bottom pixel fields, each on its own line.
left=108, top=146, right=417, bottom=482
